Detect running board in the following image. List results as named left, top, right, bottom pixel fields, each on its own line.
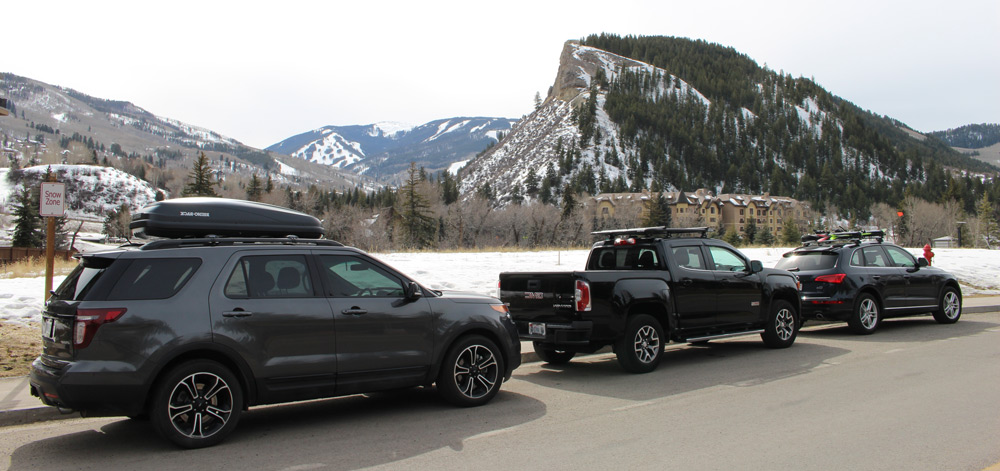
left=686, top=329, right=764, bottom=343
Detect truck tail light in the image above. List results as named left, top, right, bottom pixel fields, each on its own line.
left=614, top=237, right=636, bottom=246
left=814, top=273, right=846, bottom=284
left=74, top=308, right=127, bottom=349
left=575, top=280, right=591, bottom=312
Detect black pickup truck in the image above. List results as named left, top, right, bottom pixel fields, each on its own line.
left=499, top=227, right=801, bottom=373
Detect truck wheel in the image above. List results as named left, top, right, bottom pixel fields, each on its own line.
left=615, top=314, right=664, bottom=374
left=532, top=342, right=576, bottom=364
left=848, top=293, right=880, bottom=335
left=149, top=360, right=243, bottom=449
left=932, top=287, right=962, bottom=324
left=437, top=335, right=504, bottom=407
left=761, top=299, right=797, bottom=348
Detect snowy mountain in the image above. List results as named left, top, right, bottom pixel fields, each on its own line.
left=0, top=73, right=369, bottom=195
left=459, top=37, right=995, bottom=217
left=267, top=117, right=517, bottom=183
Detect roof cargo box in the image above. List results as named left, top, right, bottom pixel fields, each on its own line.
left=130, top=197, right=324, bottom=239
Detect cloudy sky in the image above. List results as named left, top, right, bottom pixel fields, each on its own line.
left=5, top=0, right=998, bottom=149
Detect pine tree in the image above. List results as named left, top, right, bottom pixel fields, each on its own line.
left=977, top=194, right=998, bottom=249
left=182, top=152, right=218, bottom=197
left=754, top=226, right=775, bottom=246
left=10, top=186, right=42, bottom=248
left=781, top=218, right=802, bottom=245
left=643, top=191, right=672, bottom=227
left=246, top=173, right=263, bottom=201
left=398, top=162, right=436, bottom=249
left=744, top=216, right=758, bottom=244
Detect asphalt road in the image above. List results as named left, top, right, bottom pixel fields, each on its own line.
left=3, top=313, right=999, bottom=471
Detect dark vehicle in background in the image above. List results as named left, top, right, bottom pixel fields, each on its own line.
left=29, top=197, right=520, bottom=448
left=499, top=227, right=801, bottom=374
left=775, top=231, right=962, bottom=335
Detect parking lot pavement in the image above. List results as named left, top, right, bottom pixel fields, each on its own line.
left=3, top=296, right=998, bottom=427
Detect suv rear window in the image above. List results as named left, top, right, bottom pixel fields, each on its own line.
left=775, top=251, right=839, bottom=271
left=106, top=258, right=202, bottom=300
left=51, top=256, right=115, bottom=301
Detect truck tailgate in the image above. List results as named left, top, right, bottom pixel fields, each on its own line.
left=499, top=272, right=577, bottom=322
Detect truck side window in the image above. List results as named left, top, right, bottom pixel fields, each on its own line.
left=707, top=246, right=748, bottom=272
left=671, top=247, right=705, bottom=270
left=636, top=249, right=658, bottom=269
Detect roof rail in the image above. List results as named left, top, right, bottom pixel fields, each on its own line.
left=139, top=235, right=344, bottom=251
left=801, top=230, right=884, bottom=246
left=592, top=226, right=709, bottom=239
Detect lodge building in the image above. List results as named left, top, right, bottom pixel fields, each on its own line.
left=592, top=188, right=811, bottom=236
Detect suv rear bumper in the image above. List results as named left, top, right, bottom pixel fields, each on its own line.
left=29, top=357, right=148, bottom=417
left=800, top=296, right=853, bottom=321
left=515, top=320, right=594, bottom=346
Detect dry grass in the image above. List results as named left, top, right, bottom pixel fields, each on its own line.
left=0, top=322, right=40, bottom=378
left=0, top=257, right=78, bottom=279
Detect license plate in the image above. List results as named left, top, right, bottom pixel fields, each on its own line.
left=42, top=318, right=56, bottom=339
left=528, top=322, right=546, bottom=337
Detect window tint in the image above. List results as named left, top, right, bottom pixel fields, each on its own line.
left=851, top=249, right=863, bottom=267
left=884, top=246, right=916, bottom=268
left=225, top=255, right=313, bottom=298
left=320, top=255, right=404, bottom=297
left=587, top=246, right=661, bottom=270
left=107, top=258, right=201, bottom=300
left=774, top=251, right=838, bottom=271
left=672, top=246, right=706, bottom=270
left=708, top=246, right=748, bottom=272
left=51, top=257, right=114, bottom=301
left=861, top=247, right=889, bottom=267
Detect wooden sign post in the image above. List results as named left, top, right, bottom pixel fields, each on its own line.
left=40, top=180, right=66, bottom=301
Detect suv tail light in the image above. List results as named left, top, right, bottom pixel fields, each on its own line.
left=575, top=280, right=591, bottom=312
left=74, top=308, right=127, bottom=349
left=814, top=273, right=846, bottom=284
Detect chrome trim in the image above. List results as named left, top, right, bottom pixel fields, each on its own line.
left=686, top=329, right=764, bottom=343
left=884, top=305, right=938, bottom=311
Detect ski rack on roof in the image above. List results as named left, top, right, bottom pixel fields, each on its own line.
left=801, top=230, right=885, bottom=246
left=140, top=235, right=343, bottom=251
left=592, top=226, right=709, bottom=240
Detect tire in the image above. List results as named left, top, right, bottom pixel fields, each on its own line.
left=848, top=293, right=880, bottom=335
left=437, top=335, right=504, bottom=407
left=149, top=360, right=243, bottom=449
left=614, top=314, right=664, bottom=374
left=933, top=287, right=962, bottom=324
left=532, top=342, right=576, bottom=364
left=761, top=299, right=798, bottom=348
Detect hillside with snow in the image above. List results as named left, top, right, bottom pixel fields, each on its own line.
left=1, top=165, right=160, bottom=220
left=268, top=118, right=516, bottom=183
left=458, top=37, right=996, bottom=217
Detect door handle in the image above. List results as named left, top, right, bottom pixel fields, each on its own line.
left=681, top=279, right=693, bottom=286
left=222, top=310, right=253, bottom=318
left=342, top=308, right=368, bottom=316
left=872, top=275, right=881, bottom=280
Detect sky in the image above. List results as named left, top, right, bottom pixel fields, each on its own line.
left=3, top=0, right=998, bottom=149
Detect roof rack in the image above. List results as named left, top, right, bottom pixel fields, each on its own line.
left=592, top=226, right=709, bottom=239
left=139, top=235, right=344, bottom=251
left=801, top=230, right=885, bottom=246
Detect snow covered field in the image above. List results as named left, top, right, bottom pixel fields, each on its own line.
left=2, top=247, right=998, bottom=325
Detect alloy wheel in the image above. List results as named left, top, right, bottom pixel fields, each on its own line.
left=167, top=372, right=234, bottom=440
left=633, top=325, right=660, bottom=364
left=453, top=344, right=499, bottom=400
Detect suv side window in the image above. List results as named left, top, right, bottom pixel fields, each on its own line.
left=861, top=246, right=889, bottom=267
left=850, top=249, right=864, bottom=267
left=319, top=255, right=405, bottom=298
left=671, top=246, right=706, bottom=270
left=107, top=258, right=201, bottom=300
left=225, top=255, right=313, bottom=298
left=884, top=246, right=917, bottom=268
left=707, top=246, right=748, bottom=272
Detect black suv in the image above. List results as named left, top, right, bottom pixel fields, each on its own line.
left=29, top=198, right=520, bottom=448
left=774, top=231, right=962, bottom=334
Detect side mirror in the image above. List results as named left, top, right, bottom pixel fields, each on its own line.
left=405, top=281, right=423, bottom=301
left=749, top=260, right=764, bottom=274
left=917, top=258, right=928, bottom=268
